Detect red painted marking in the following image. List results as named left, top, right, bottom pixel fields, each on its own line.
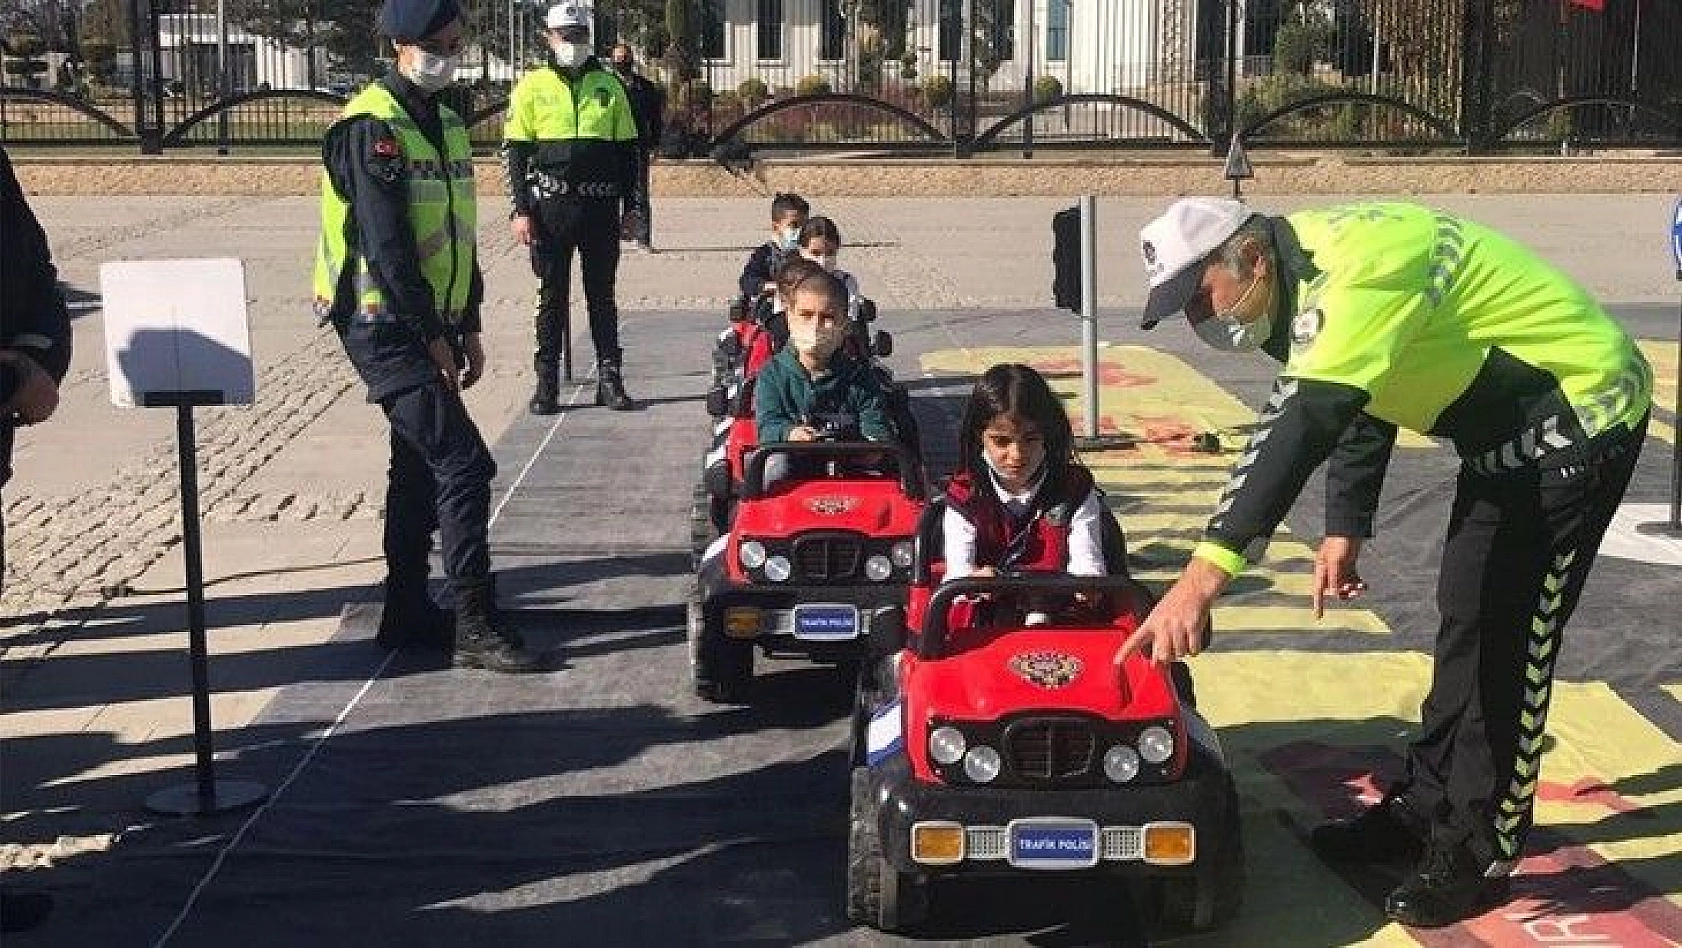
left=1029, top=357, right=1156, bottom=389
left=1135, top=416, right=1206, bottom=456
left=1538, top=778, right=1641, bottom=814
left=1259, top=742, right=1682, bottom=945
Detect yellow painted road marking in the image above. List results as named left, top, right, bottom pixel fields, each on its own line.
left=1638, top=339, right=1677, bottom=445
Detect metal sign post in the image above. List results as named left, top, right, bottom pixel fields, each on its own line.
left=1080, top=195, right=1098, bottom=439
left=1669, top=197, right=1682, bottom=528
left=1224, top=134, right=1254, bottom=201
left=102, top=259, right=268, bottom=817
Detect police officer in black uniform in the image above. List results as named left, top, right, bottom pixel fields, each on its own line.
left=0, top=144, right=73, bottom=937
left=316, top=0, right=539, bottom=673
left=505, top=1, right=642, bottom=414
left=609, top=43, right=664, bottom=251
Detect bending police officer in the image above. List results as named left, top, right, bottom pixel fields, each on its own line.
left=1117, top=198, right=1651, bottom=927
left=313, top=0, right=540, bottom=673
left=505, top=1, right=641, bottom=413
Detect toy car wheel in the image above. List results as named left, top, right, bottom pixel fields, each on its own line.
left=688, top=585, right=752, bottom=704
left=846, top=767, right=929, bottom=932
left=689, top=482, right=717, bottom=569
left=1154, top=774, right=1244, bottom=932
left=848, top=674, right=880, bottom=767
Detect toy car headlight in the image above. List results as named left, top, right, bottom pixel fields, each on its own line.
left=1138, top=725, right=1174, bottom=765
left=963, top=746, right=1002, bottom=783
left=890, top=541, right=915, bottom=569
left=1103, top=745, right=1141, bottom=783
left=739, top=540, right=768, bottom=570
left=928, top=726, right=966, bottom=765
left=763, top=555, right=792, bottom=583
left=865, top=555, right=893, bottom=582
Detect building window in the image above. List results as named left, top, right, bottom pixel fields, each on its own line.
left=937, top=0, right=961, bottom=61
left=701, top=0, right=726, bottom=60
left=1046, top=0, right=1068, bottom=62
left=756, top=0, right=783, bottom=60
left=820, top=0, right=845, bottom=61
left=989, top=0, right=1015, bottom=62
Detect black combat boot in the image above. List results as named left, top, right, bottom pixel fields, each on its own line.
left=1385, top=838, right=1511, bottom=927
left=596, top=357, right=633, bottom=411
left=1309, top=792, right=1428, bottom=865
left=375, top=577, right=453, bottom=650
left=451, top=578, right=544, bottom=673
left=530, top=359, right=560, bottom=415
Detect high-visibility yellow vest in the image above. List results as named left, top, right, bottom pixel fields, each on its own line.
left=504, top=65, right=637, bottom=144
left=313, top=83, right=477, bottom=327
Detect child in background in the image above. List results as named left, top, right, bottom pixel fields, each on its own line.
left=738, top=192, right=810, bottom=312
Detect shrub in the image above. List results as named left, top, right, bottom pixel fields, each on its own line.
left=1272, top=19, right=1320, bottom=76
left=673, top=79, right=713, bottom=109
left=921, top=75, right=953, bottom=109
left=1033, top=75, right=1062, bottom=104
left=795, top=74, right=831, bottom=97
left=737, top=77, right=769, bottom=108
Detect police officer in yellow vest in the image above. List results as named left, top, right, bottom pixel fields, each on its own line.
left=505, top=1, right=642, bottom=414
left=1118, top=199, right=1651, bottom=926
left=315, top=0, right=540, bottom=673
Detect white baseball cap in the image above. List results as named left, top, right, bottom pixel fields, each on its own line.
left=1138, top=197, right=1256, bottom=329
left=546, top=2, right=591, bottom=29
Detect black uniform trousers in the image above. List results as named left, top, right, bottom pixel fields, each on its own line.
left=1397, top=416, right=1646, bottom=869
left=530, top=196, right=622, bottom=374
left=380, top=379, right=498, bottom=588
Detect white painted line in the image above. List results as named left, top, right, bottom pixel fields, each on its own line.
left=154, top=375, right=595, bottom=947
left=1599, top=503, right=1682, bottom=567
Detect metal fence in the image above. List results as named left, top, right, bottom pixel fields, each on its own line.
left=1, top=0, right=1677, bottom=154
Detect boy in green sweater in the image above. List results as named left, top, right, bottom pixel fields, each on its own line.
left=754, top=257, right=891, bottom=444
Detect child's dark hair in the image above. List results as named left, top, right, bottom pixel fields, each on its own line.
left=775, top=255, right=847, bottom=309
left=799, top=215, right=842, bottom=247
left=957, top=364, right=1075, bottom=478
left=771, top=192, right=810, bottom=219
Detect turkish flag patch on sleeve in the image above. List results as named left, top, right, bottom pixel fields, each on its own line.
left=372, top=137, right=400, bottom=158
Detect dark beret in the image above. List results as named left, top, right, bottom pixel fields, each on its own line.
left=378, top=0, right=462, bottom=42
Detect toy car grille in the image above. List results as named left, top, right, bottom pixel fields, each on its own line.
left=1005, top=717, right=1097, bottom=783
left=965, top=827, right=1009, bottom=860
left=792, top=533, right=863, bottom=582
left=1101, top=827, right=1143, bottom=861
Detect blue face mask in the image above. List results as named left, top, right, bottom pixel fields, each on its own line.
left=777, top=227, right=801, bottom=251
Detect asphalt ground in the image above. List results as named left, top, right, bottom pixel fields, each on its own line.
left=9, top=297, right=1676, bottom=948
left=3, top=195, right=1679, bottom=947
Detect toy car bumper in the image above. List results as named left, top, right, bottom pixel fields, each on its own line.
left=699, top=581, right=907, bottom=661
left=862, top=753, right=1234, bottom=878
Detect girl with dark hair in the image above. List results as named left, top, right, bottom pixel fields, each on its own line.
left=943, top=364, right=1105, bottom=586
left=794, top=215, right=863, bottom=322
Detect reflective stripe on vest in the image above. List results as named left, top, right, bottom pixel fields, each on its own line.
left=313, top=84, right=477, bottom=327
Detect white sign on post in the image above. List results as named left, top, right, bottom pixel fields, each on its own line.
left=100, top=258, right=255, bottom=408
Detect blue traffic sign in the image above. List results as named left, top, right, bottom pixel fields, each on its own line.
left=1671, top=196, right=1682, bottom=277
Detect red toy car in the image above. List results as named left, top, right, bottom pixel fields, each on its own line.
left=845, top=505, right=1243, bottom=934
left=688, top=439, right=928, bottom=703
left=695, top=296, right=914, bottom=548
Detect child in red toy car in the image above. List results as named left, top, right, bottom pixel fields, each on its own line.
left=738, top=192, right=810, bottom=312
left=755, top=258, right=892, bottom=446
left=943, top=364, right=1106, bottom=621
left=789, top=216, right=864, bottom=324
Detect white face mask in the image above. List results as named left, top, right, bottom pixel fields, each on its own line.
left=552, top=40, right=591, bottom=68
left=777, top=227, right=801, bottom=251
left=789, top=324, right=843, bottom=359
left=1193, top=270, right=1274, bottom=352
left=406, top=51, right=459, bottom=92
